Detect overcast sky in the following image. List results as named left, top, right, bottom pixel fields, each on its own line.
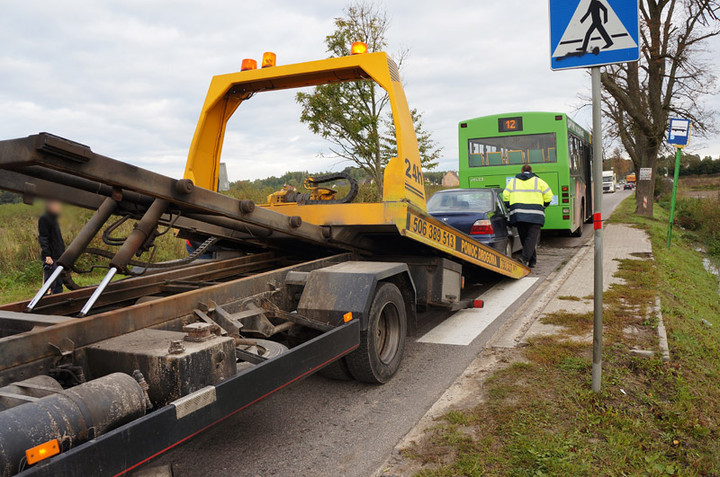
left=1, top=0, right=718, bottom=181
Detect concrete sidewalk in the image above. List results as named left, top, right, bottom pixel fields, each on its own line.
left=376, top=223, right=665, bottom=477
left=524, top=224, right=651, bottom=340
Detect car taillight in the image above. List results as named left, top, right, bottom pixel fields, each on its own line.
left=470, top=219, right=494, bottom=235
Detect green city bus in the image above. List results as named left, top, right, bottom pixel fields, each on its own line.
left=458, top=112, right=593, bottom=235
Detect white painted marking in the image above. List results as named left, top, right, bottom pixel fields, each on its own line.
left=418, top=278, right=538, bottom=346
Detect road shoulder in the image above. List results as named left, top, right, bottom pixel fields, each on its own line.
left=376, top=198, right=680, bottom=476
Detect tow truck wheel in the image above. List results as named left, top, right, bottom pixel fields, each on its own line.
left=346, top=282, right=407, bottom=384
left=318, top=357, right=354, bottom=381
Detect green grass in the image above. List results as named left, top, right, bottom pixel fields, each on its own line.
left=0, top=202, right=185, bottom=304
left=557, top=295, right=583, bottom=301
left=409, top=195, right=720, bottom=476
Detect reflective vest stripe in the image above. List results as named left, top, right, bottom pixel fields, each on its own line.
left=508, top=203, right=545, bottom=212
left=508, top=209, right=546, bottom=216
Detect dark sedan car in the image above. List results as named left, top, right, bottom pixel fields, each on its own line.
left=427, top=188, right=520, bottom=256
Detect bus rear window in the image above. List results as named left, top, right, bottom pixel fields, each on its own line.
left=468, top=133, right=557, bottom=167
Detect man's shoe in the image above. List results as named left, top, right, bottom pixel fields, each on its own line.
left=519, top=258, right=528, bottom=267
left=528, top=260, right=536, bottom=268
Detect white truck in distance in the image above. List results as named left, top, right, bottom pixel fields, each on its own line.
left=602, top=170, right=616, bottom=193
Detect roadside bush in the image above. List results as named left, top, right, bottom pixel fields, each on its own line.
left=675, top=196, right=720, bottom=256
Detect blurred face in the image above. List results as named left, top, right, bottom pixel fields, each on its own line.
left=46, top=200, right=61, bottom=216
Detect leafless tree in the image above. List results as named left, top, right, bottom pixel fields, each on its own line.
left=601, top=0, right=719, bottom=215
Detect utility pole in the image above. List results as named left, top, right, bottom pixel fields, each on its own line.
left=591, top=67, right=603, bottom=393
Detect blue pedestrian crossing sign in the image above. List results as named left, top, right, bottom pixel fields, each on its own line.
left=550, top=0, right=640, bottom=70
left=668, top=118, right=691, bottom=147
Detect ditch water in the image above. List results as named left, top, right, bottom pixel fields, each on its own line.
left=698, top=248, right=720, bottom=296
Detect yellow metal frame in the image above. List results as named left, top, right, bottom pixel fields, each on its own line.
left=183, top=51, right=528, bottom=279
left=183, top=51, right=425, bottom=211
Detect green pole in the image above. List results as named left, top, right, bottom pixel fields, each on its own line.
left=667, top=147, right=682, bottom=247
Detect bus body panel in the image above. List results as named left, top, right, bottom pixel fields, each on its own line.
left=458, top=112, right=592, bottom=233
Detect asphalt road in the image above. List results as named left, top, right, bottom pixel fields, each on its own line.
left=152, top=190, right=631, bottom=477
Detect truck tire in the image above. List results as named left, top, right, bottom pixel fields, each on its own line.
left=346, top=282, right=407, bottom=384
left=318, top=358, right=354, bottom=381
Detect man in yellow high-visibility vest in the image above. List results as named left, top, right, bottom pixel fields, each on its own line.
left=503, top=165, right=554, bottom=268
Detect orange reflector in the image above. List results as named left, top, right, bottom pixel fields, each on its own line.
left=261, top=52, right=276, bottom=68
left=240, top=59, right=257, bottom=71
left=25, top=439, right=60, bottom=465
left=473, top=299, right=484, bottom=308
left=343, top=312, right=353, bottom=322
left=350, top=41, right=367, bottom=55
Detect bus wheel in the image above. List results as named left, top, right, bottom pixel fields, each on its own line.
left=583, top=199, right=592, bottom=224
left=346, top=282, right=407, bottom=384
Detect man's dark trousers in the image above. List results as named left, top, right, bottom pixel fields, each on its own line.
left=516, top=222, right=542, bottom=265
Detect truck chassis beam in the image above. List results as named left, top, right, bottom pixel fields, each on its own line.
left=19, top=320, right=359, bottom=477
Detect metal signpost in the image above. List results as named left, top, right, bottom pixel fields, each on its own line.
left=666, top=118, right=692, bottom=247
left=549, top=0, right=640, bottom=392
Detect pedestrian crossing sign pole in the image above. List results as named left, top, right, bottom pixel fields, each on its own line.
left=549, top=0, right=640, bottom=393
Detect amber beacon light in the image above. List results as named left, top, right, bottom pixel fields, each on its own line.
left=350, top=41, right=368, bottom=55
left=262, top=52, right=277, bottom=68
left=240, top=58, right=257, bottom=71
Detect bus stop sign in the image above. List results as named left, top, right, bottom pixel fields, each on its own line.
left=550, top=0, right=640, bottom=70
left=668, top=118, right=691, bottom=147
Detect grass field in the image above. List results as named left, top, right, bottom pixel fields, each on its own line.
left=678, top=174, right=720, bottom=191
left=0, top=202, right=185, bottom=303
left=406, top=197, right=720, bottom=476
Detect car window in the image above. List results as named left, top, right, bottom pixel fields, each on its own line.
left=427, top=190, right=494, bottom=213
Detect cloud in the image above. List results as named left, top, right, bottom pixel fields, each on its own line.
left=0, top=0, right=717, bottom=182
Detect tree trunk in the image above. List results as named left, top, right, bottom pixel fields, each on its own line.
left=634, top=144, right=659, bottom=217
left=373, top=167, right=383, bottom=198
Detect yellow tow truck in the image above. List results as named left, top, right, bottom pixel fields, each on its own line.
left=0, top=44, right=526, bottom=476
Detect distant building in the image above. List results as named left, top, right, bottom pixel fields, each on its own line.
left=441, top=171, right=459, bottom=187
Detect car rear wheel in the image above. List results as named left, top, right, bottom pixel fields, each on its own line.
left=345, top=282, right=407, bottom=384
left=504, top=238, right=514, bottom=257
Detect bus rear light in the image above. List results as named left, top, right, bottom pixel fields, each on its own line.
left=563, top=215, right=570, bottom=220
left=562, top=198, right=569, bottom=203
left=261, top=52, right=276, bottom=68
left=562, top=186, right=569, bottom=192
left=470, top=219, right=494, bottom=235
left=351, top=41, right=368, bottom=55
left=241, top=59, right=257, bottom=71
left=562, top=208, right=570, bottom=214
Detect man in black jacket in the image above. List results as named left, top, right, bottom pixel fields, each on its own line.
left=38, top=200, right=66, bottom=294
